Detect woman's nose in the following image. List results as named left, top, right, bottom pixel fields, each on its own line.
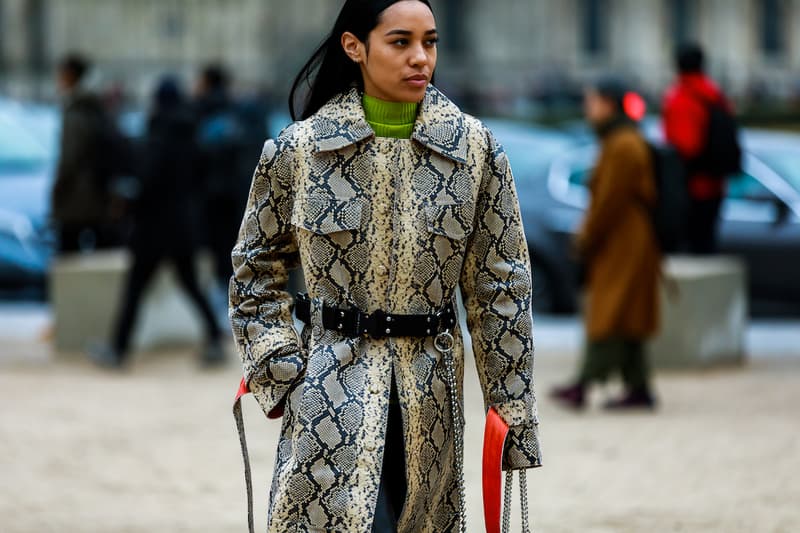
left=409, top=44, right=428, bottom=67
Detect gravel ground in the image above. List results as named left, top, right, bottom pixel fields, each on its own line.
left=1, top=328, right=799, bottom=532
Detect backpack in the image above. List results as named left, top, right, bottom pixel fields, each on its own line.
left=94, top=109, right=133, bottom=188
left=646, top=143, right=690, bottom=253
left=691, top=94, right=742, bottom=177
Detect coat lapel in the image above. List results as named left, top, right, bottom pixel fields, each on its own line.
left=411, top=86, right=468, bottom=164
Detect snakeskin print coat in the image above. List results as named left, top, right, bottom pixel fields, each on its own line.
left=230, top=85, right=542, bottom=532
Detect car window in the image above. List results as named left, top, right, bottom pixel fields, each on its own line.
left=726, top=172, right=773, bottom=201
left=502, top=141, right=556, bottom=184
left=757, top=149, right=800, bottom=194
left=0, top=114, right=50, bottom=172
left=485, top=120, right=578, bottom=187
left=568, top=167, right=592, bottom=187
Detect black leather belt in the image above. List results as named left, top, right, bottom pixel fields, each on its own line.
left=294, top=293, right=457, bottom=339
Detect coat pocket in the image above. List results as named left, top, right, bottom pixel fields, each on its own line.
left=292, top=195, right=363, bottom=235
left=423, top=201, right=473, bottom=240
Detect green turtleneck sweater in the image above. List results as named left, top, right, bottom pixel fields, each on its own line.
left=362, top=94, right=419, bottom=139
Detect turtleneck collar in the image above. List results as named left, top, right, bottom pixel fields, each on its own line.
left=361, top=93, right=419, bottom=139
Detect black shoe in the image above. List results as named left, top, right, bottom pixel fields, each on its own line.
left=87, top=342, right=124, bottom=370
left=200, top=339, right=226, bottom=367
left=603, top=390, right=657, bottom=411
left=550, top=382, right=586, bottom=410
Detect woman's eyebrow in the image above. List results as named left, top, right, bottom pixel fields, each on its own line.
left=385, top=28, right=438, bottom=36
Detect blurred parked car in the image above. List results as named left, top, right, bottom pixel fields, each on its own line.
left=482, top=119, right=579, bottom=313
left=0, top=98, right=59, bottom=298
left=490, top=117, right=800, bottom=315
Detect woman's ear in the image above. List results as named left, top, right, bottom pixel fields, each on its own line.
left=341, top=32, right=365, bottom=64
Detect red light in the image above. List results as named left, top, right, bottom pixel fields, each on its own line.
left=623, top=92, right=647, bottom=121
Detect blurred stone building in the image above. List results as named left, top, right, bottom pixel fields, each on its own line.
left=1, top=0, right=798, bottom=111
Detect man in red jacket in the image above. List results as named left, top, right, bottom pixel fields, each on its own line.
left=662, top=43, right=734, bottom=254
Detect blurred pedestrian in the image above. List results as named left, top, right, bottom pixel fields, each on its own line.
left=229, top=0, right=541, bottom=531
left=552, top=78, right=661, bottom=410
left=662, top=43, right=741, bottom=254
left=52, top=54, right=123, bottom=253
left=193, top=64, right=250, bottom=290
left=89, top=77, right=224, bottom=369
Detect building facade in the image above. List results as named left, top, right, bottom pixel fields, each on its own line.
left=1, top=0, right=798, bottom=109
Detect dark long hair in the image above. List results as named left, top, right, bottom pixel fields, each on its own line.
left=289, top=0, right=434, bottom=121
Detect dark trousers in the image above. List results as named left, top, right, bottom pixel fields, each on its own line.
left=687, top=197, right=723, bottom=255
left=372, top=377, right=407, bottom=533
left=207, top=195, right=245, bottom=286
left=112, top=247, right=221, bottom=358
left=580, top=338, right=651, bottom=393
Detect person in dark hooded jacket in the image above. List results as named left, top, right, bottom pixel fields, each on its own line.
left=194, top=65, right=252, bottom=290
left=89, top=77, right=224, bottom=368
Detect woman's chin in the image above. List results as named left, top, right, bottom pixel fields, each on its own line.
left=401, top=84, right=428, bottom=103
left=380, top=85, right=428, bottom=103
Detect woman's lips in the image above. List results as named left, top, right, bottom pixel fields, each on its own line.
left=405, top=75, right=429, bottom=88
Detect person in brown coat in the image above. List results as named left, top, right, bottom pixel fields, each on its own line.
left=552, top=78, right=661, bottom=410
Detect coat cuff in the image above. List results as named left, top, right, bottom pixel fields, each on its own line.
left=502, top=423, right=542, bottom=470
left=492, top=397, right=543, bottom=470
left=247, top=345, right=306, bottom=419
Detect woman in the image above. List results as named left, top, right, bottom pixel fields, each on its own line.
left=551, top=79, right=660, bottom=410
left=230, top=1, right=541, bottom=531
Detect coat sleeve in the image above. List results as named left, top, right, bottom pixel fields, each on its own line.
left=229, top=131, right=306, bottom=419
left=460, top=130, right=542, bottom=470
left=52, top=104, right=96, bottom=208
left=576, top=136, right=647, bottom=260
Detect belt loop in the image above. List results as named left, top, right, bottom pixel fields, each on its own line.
left=310, top=297, right=324, bottom=341
left=437, top=298, right=458, bottom=333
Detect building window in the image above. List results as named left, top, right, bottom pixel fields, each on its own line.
left=761, top=0, right=784, bottom=56
left=25, top=0, right=46, bottom=73
left=670, top=0, right=691, bottom=45
left=582, top=0, right=607, bottom=55
left=442, top=0, right=464, bottom=54
left=0, top=1, right=5, bottom=73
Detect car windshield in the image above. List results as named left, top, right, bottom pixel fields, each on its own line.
left=0, top=114, right=51, bottom=173
left=757, top=149, right=800, bottom=194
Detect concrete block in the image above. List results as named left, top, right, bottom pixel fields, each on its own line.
left=649, top=256, right=748, bottom=368
left=50, top=249, right=216, bottom=353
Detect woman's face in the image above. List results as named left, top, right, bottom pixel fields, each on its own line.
left=583, top=88, right=617, bottom=127
left=342, top=1, right=438, bottom=103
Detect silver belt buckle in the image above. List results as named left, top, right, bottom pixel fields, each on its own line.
left=434, top=330, right=454, bottom=353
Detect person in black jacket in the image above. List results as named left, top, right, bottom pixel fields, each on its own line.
left=90, top=77, right=224, bottom=368
left=52, top=54, right=121, bottom=252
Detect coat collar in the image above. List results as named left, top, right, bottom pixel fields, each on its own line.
left=311, top=85, right=468, bottom=164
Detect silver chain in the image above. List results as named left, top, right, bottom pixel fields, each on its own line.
left=500, top=469, right=533, bottom=533
left=520, top=470, right=531, bottom=533
left=436, top=325, right=533, bottom=533
left=436, top=329, right=467, bottom=533
left=502, top=470, right=513, bottom=532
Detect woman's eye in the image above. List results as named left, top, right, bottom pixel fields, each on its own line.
left=425, top=38, right=439, bottom=47
left=393, top=39, right=409, bottom=46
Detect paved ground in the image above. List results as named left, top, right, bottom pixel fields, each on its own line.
left=1, top=306, right=799, bottom=532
